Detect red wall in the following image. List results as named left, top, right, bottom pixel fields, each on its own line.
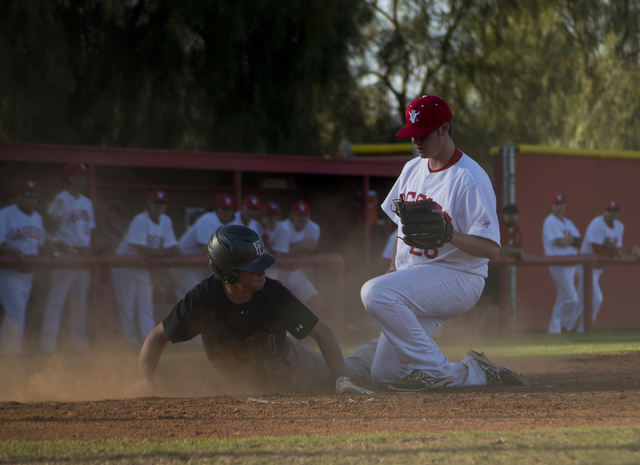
left=495, top=151, right=640, bottom=330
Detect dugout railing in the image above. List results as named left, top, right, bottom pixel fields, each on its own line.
left=2, top=254, right=637, bottom=338
left=0, top=253, right=345, bottom=340
left=490, top=254, right=640, bottom=334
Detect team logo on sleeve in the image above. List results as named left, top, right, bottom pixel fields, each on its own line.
left=253, top=240, right=264, bottom=255
left=409, top=110, right=420, bottom=123
left=483, top=220, right=491, bottom=228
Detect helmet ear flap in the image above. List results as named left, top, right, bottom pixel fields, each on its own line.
left=208, top=258, right=241, bottom=284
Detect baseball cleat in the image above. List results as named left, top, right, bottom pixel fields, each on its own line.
left=468, top=350, right=530, bottom=387
left=387, top=370, right=454, bottom=392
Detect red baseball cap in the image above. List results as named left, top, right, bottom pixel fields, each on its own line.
left=291, top=200, right=311, bottom=215
left=603, top=200, right=620, bottom=210
left=214, top=194, right=236, bottom=209
left=550, top=193, right=565, bottom=204
left=18, top=180, right=38, bottom=192
left=243, top=195, right=261, bottom=209
left=396, top=95, right=453, bottom=138
left=262, top=201, right=282, bottom=215
left=148, top=190, right=169, bottom=203
left=63, top=163, right=90, bottom=177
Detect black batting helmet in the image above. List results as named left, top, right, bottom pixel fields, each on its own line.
left=207, top=225, right=275, bottom=284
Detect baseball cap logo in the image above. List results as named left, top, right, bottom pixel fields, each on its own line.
left=409, top=110, right=420, bottom=124
left=253, top=240, right=264, bottom=256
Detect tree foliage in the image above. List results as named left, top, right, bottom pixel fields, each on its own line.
left=2, top=0, right=640, bottom=159
left=356, top=0, right=640, bottom=163
left=0, top=0, right=371, bottom=156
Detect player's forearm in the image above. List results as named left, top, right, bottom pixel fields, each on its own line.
left=309, top=321, right=347, bottom=380
left=451, top=232, right=500, bottom=259
left=138, top=324, right=169, bottom=380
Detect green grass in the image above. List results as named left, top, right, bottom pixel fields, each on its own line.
left=3, top=427, right=640, bottom=464
left=343, top=330, right=640, bottom=358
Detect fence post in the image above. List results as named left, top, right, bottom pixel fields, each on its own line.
left=499, top=263, right=511, bottom=334
left=583, top=262, right=594, bottom=332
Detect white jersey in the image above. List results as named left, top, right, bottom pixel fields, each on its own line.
left=117, top=211, right=178, bottom=255
left=48, top=191, right=95, bottom=248
left=382, top=231, right=397, bottom=260
left=264, top=220, right=292, bottom=254
left=543, top=214, right=580, bottom=256
left=286, top=219, right=321, bottom=246
left=178, top=211, right=223, bottom=255
left=381, top=150, right=500, bottom=278
left=0, top=204, right=45, bottom=255
left=231, top=210, right=264, bottom=237
left=580, top=216, right=624, bottom=254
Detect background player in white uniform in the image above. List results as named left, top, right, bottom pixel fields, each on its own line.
left=230, top=195, right=264, bottom=237
left=169, top=194, right=234, bottom=300
left=361, top=95, right=528, bottom=392
left=260, top=201, right=292, bottom=256
left=0, top=181, right=46, bottom=353
left=569, top=200, right=624, bottom=332
left=40, top=164, right=96, bottom=352
left=543, top=193, right=582, bottom=334
left=261, top=201, right=293, bottom=283
left=282, top=200, right=324, bottom=312
left=112, top=190, right=181, bottom=348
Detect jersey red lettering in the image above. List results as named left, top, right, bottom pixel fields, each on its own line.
left=409, top=247, right=422, bottom=257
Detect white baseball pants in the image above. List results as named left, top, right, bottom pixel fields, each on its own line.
left=112, top=268, right=155, bottom=347
left=571, top=266, right=604, bottom=332
left=361, top=264, right=486, bottom=387
left=0, top=269, right=34, bottom=353
left=547, top=265, right=579, bottom=333
left=40, top=268, right=91, bottom=351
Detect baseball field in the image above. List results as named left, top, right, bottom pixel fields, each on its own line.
left=1, top=331, right=640, bottom=463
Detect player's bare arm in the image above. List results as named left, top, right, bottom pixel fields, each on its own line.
left=386, top=239, right=398, bottom=274
left=137, top=323, right=170, bottom=382
left=450, top=231, right=500, bottom=259
left=308, top=321, right=347, bottom=380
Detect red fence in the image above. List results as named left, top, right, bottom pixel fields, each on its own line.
left=0, top=254, right=346, bottom=340
left=490, top=254, right=640, bottom=334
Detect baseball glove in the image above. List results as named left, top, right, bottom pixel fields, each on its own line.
left=629, top=245, right=640, bottom=259
left=571, top=236, right=582, bottom=248
left=393, top=199, right=453, bottom=250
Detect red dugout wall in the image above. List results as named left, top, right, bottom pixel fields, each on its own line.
left=493, top=145, right=640, bottom=330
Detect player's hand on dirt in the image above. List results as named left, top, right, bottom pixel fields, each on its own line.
left=132, top=378, right=155, bottom=397
left=336, top=377, right=374, bottom=395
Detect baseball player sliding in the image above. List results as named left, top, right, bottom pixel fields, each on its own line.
left=361, top=95, right=529, bottom=391
left=112, top=190, right=181, bottom=348
left=135, top=225, right=375, bottom=395
left=0, top=181, right=46, bottom=353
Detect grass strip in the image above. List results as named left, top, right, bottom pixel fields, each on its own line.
left=2, top=426, right=640, bottom=464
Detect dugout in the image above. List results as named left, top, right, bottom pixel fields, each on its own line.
left=0, top=141, right=411, bottom=343
left=492, top=144, right=640, bottom=331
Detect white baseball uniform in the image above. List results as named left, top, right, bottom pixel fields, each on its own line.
left=264, top=220, right=293, bottom=282
left=382, top=231, right=397, bottom=261
left=542, top=214, right=581, bottom=333
left=0, top=204, right=45, bottom=353
left=231, top=210, right=264, bottom=237
left=361, top=150, right=500, bottom=388
left=278, top=218, right=321, bottom=303
left=569, top=215, right=624, bottom=332
left=40, top=191, right=95, bottom=351
left=112, top=211, right=178, bottom=347
left=169, top=211, right=223, bottom=301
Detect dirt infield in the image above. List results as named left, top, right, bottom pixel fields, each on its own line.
left=1, top=352, right=639, bottom=441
